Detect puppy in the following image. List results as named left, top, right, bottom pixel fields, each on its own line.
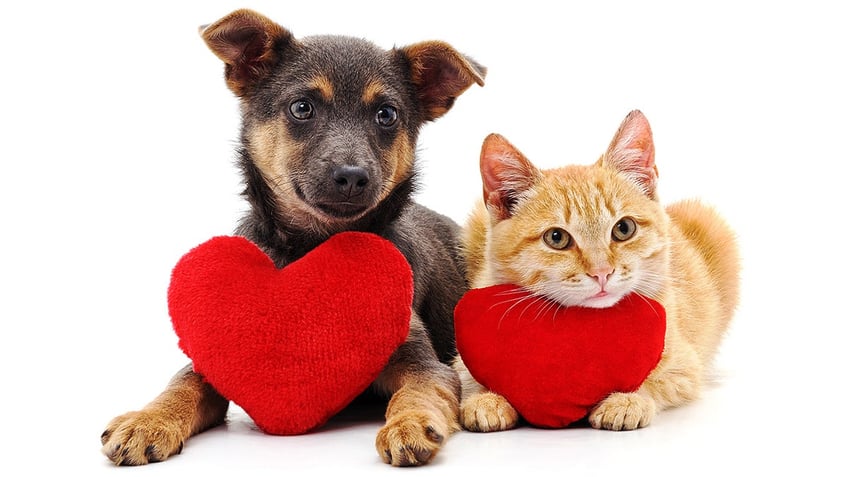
left=100, top=8, right=485, bottom=467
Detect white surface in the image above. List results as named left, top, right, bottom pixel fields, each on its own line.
left=2, top=1, right=845, bottom=475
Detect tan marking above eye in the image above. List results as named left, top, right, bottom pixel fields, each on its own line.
left=309, top=75, right=334, bottom=101
left=362, top=80, right=386, bottom=105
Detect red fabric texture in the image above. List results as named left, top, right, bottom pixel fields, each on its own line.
left=168, top=232, right=412, bottom=435
left=455, top=284, right=666, bottom=428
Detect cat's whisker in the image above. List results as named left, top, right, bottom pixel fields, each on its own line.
left=478, top=290, right=544, bottom=329
left=629, top=292, right=665, bottom=321
left=639, top=271, right=692, bottom=289
left=538, top=298, right=565, bottom=324
left=525, top=294, right=554, bottom=322
left=537, top=285, right=584, bottom=309
left=510, top=294, right=548, bottom=324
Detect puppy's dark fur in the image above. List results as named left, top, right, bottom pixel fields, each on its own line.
left=100, top=8, right=485, bottom=467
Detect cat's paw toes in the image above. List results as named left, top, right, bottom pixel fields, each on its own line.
left=460, top=391, right=519, bottom=432
left=376, top=410, right=449, bottom=466
left=588, top=392, right=656, bottom=431
left=100, top=411, right=185, bottom=466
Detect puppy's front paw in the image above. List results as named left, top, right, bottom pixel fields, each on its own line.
left=376, top=410, right=450, bottom=466
left=588, top=392, right=656, bottom=431
left=100, top=410, right=185, bottom=466
left=460, top=391, right=519, bottom=432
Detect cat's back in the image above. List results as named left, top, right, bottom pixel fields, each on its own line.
left=461, top=200, right=489, bottom=287
left=666, top=198, right=741, bottom=329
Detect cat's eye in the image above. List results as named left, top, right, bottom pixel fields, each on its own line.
left=376, top=104, right=399, bottom=127
left=543, top=227, right=572, bottom=250
left=289, top=99, right=314, bottom=120
left=612, top=217, right=637, bottom=242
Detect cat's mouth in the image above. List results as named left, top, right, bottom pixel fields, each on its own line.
left=580, top=291, right=624, bottom=309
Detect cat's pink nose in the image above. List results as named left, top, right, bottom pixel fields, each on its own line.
left=589, top=268, right=614, bottom=289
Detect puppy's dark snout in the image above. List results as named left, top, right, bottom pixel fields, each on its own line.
left=332, top=165, right=370, bottom=197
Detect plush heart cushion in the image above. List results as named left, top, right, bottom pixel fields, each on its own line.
left=168, top=232, right=412, bottom=435
left=455, top=284, right=666, bottom=428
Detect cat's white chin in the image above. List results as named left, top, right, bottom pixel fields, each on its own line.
left=578, top=292, right=625, bottom=309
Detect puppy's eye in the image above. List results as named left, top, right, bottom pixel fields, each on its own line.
left=289, top=100, right=314, bottom=120
left=376, top=105, right=398, bottom=127
left=543, top=227, right=572, bottom=250
left=612, top=217, right=637, bottom=242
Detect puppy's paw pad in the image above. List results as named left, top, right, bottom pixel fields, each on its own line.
left=100, top=411, right=184, bottom=466
left=589, top=392, right=656, bottom=431
left=460, top=391, right=519, bottom=432
left=376, top=411, right=448, bottom=466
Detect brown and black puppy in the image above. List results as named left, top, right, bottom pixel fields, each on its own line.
left=100, top=8, right=485, bottom=467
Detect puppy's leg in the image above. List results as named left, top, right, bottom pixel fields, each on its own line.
left=100, top=364, right=229, bottom=465
left=453, top=356, right=519, bottom=432
left=373, top=316, right=461, bottom=466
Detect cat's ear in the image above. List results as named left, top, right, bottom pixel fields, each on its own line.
left=600, top=110, right=659, bottom=199
left=480, top=133, right=541, bottom=220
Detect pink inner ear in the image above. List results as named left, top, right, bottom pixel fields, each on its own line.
left=604, top=110, right=658, bottom=198
left=480, top=134, right=538, bottom=220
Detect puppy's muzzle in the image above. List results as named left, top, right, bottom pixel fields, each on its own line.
left=332, top=165, right=370, bottom=200
left=308, top=162, right=378, bottom=220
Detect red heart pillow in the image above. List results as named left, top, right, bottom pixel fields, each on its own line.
left=168, top=232, right=412, bottom=435
left=455, top=284, right=665, bottom=428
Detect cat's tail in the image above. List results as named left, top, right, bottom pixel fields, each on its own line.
left=666, top=198, right=741, bottom=326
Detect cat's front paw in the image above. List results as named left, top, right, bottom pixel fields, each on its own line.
left=460, top=391, right=519, bottom=432
left=589, top=392, right=656, bottom=431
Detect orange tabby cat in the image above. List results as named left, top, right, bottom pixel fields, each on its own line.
left=454, top=110, right=740, bottom=432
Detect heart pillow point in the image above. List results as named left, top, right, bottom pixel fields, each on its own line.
left=455, top=284, right=666, bottom=429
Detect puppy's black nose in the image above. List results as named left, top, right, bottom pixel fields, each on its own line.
left=332, top=165, right=370, bottom=197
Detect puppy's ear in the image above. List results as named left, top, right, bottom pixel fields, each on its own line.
left=480, top=133, right=540, bottom=221
left=200, top=9, right=295, bottom=97
left=398, top=41, right=486, bottom=121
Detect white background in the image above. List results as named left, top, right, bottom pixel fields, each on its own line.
left=2, top=1, right=846, bottom=475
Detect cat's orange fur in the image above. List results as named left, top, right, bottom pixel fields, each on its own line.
left=454, top=110, right=740, bottom=432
